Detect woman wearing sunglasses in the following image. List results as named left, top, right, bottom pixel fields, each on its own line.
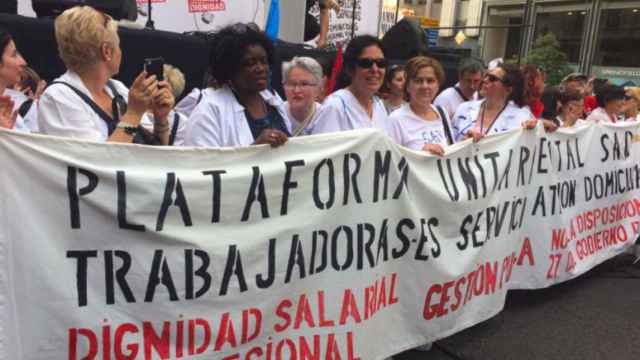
left=311, top=35, right=392, bottom=135
left=451, top=63, right=532, bottom=142
left=387, top=56, right=454, bottom=156
left=185, top=23, right=291, bottom=147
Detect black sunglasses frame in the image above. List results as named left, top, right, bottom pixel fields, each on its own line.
left=355, top=58, right=388, bottom=69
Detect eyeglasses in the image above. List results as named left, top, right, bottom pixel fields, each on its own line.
left=284, top=81, right=318, bottom=89
left=355, top=58, right=388, bottom=69
left=485, top=73, right=509, bottom=85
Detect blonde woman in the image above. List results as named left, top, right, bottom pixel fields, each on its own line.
left=38, top=6, right=174, bottom=144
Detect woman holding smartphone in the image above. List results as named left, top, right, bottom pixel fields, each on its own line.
left=38, top=6, right=174, bottom=144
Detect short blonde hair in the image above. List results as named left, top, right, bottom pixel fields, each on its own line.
left=55, top=6, right=119, bottom=72
left=626, top=87, right=640, bottom=103
left=164, top=64, right=186, bottom=99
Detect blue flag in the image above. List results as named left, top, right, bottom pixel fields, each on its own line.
left=265, top=0, right=280, bottom=39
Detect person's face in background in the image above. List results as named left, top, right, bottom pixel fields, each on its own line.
left=232, top=44, right=270, bottom=94
left=388, top=69, right=406, bottom=98
left=0, top=39, right=26, bottom=88
left=459, top=70, right=483, bottom=95
left=563, top=80, right=586, bottom=96
left=284, top=67, right=320, bottom=111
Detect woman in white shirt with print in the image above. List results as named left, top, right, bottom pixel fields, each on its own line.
left=311, top=35, right=391, bottom=135
left=388, top=56, right=454, bottom=155
left=452, top=64, right=533, bottom=142
left=282, top=56, right=324, bottom=136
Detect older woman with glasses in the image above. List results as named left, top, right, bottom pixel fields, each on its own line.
left=38, top=6, right=172, bottom=144
left=282, top=56, right=324, bottom=135
left=311, top=35, right=391, bottom=135
left=185, top=23, right=291, bottom=147
left=452, top=63, right=533, bottom=142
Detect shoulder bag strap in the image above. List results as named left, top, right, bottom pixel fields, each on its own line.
left=50, top=81, right=117, bottom=135
left=435, top=105, right=454, bottom=145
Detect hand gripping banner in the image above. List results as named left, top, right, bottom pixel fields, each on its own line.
left=0, top=122, right=638, bottom=360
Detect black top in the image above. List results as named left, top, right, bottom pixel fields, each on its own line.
left=304, top=0, right=329, bottom=41
left=245, top=104, right=291, bottom=140
left=0, top=0, right=17, bottom=14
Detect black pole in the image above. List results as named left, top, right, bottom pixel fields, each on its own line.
left=517, top=0, right=533, bottom=65
left=394, top=0, right=400, bottom=23
left=350, top=0, right=358, bottom=39
left=145, top=0, right=155, bottom=29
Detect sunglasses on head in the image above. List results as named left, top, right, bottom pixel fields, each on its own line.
left=485, top=73, right=509, bottom=85
left=355, top=58, right=388, bottom=69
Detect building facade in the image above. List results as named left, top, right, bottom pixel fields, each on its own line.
left=398, top=0, right=640, bottom=86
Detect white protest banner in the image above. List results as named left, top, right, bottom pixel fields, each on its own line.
left=0, top=122, right=639, bottom=360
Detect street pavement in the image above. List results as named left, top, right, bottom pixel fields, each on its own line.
left=392, top=253, right=640, bottom=360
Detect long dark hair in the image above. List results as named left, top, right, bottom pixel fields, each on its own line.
left=337, top=35, right=386, bottom=89
left=0, top=28, right=12, bottom=64
left=499, top=63, right=527, bottom=108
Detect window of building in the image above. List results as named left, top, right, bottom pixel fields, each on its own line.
left=533, top=9, right=587, bottom=63
left=593, top=7, right=640, bottom=67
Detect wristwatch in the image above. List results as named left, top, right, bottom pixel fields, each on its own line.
left=116, top=122, right=139, bottom=135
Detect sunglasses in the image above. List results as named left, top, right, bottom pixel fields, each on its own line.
left=485, top=73, right=509, bottom=85
left=355, top=58, right=388, bottom=69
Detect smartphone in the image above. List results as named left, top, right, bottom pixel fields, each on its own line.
left=144, top=57, right=164, bottom=81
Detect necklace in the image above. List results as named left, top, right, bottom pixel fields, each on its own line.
left=479, top=101, right=508, bottom=135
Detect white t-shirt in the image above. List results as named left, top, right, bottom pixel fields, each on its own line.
left=557, top=116, right=588, bottom=128
left=451, top=99, right=533, bottom=142
left=311, top=89, right=391, bottom=135
left=38, top=70, right=130, bottom=141
left=285, top=101, right=323, bottom=136
left=175, top=87, right=217, bottom=118
left=184, top=85, right=291, bottom=147
left=387, top=104, right=453, bottom=150
left=585, top=107, right=622, bottom=123
left=434, top=84, right=475, bottom=118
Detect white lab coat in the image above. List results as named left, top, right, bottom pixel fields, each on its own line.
left=451, top=99, right=533, bottom=142
left=175, top=87, right=217, bottom=118
left=184, top=85, right=292, bottom=147
left=38, top=70, right=130, bottom=141
left=310, top=89, right=392, bottom=135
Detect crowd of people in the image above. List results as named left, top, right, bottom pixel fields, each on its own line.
left=1, top=5, right=639, bottom=359
left=2, top=6, right=638, bottom=155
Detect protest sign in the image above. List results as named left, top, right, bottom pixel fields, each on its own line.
left=0, top=122, right=638, bottom=359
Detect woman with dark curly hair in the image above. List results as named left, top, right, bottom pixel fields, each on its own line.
left=185, top=23, right=291, bottom=147
left=311, top=35, right=391, bottom=135
left=451, top=63, right=533, bottom=142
